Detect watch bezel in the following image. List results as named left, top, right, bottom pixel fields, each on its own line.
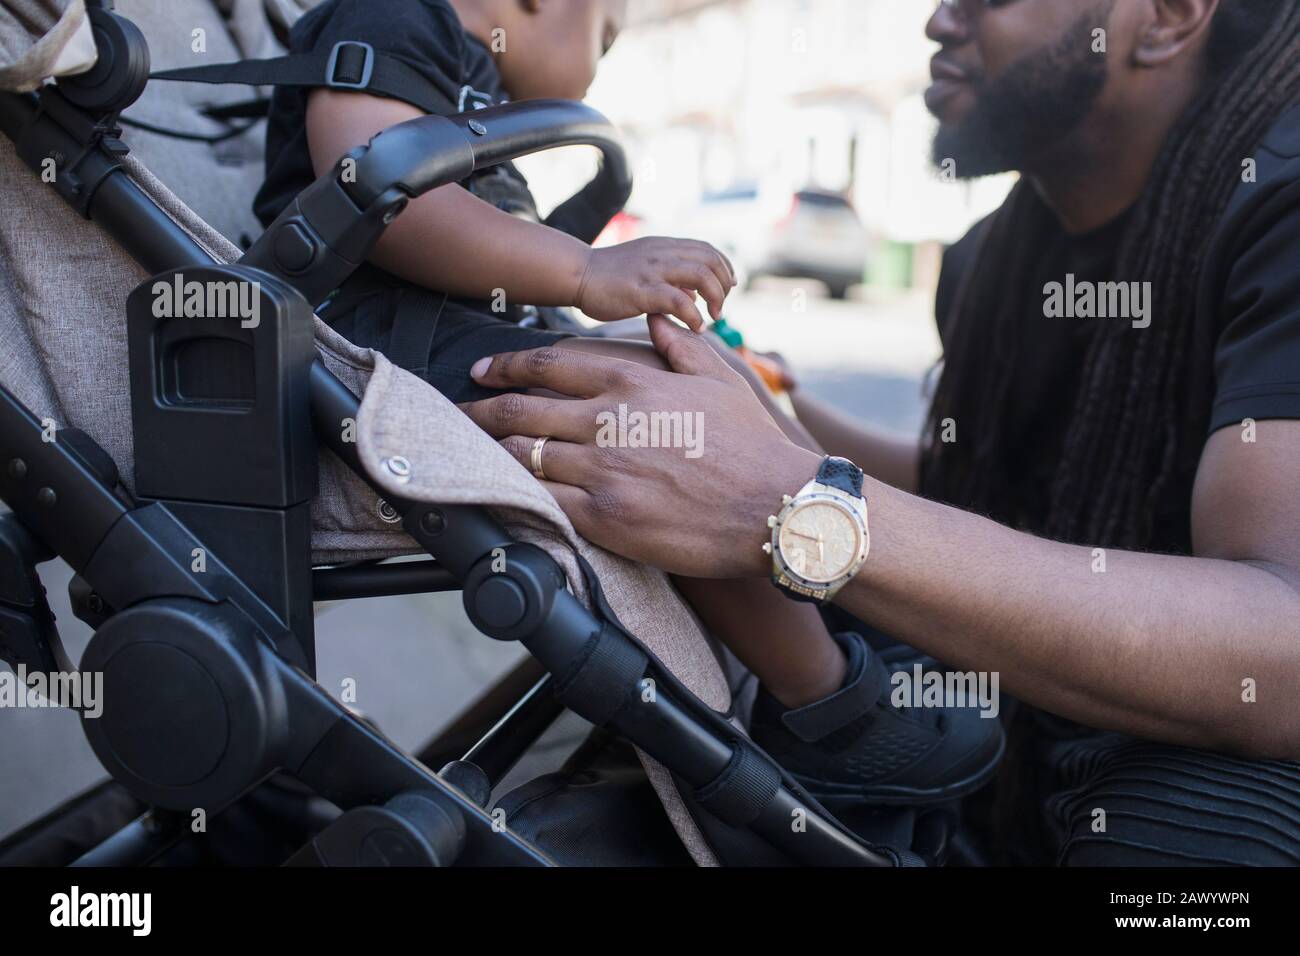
left=769, top=489, right=869, bottom=599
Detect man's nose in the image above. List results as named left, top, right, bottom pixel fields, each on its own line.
left=927, top=0, right=975, bottom=45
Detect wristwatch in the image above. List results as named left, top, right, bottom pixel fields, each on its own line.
left=764, top=456, right=870, bottom=604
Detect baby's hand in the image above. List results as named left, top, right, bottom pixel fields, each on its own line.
left=575, top=237, right=736, bottom=331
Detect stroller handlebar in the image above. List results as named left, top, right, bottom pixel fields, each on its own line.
left=347, top=99, right=631, bottom=237
left=453, top=98, right=628, bottom=176
left=452, top=99, right=633, bottom=244
left=242, top=98, right=632, bottom=305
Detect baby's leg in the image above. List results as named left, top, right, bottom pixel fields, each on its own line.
left=551, top=336, right=847, bottom=708
left=671, top=578, right=847, bottom=707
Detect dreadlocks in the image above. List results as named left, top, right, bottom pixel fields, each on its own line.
left=918, top=0, right=1300, bottom=550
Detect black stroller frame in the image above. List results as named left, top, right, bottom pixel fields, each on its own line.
left=0, top=2, right=899, bottom=867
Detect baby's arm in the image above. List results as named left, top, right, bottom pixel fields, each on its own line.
left=305, top=90, right=734, bottom=329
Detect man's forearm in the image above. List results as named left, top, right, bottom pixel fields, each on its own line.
left=834, top=476, right=1300, bottom=758
left=791, top=389, right=919, bottom=492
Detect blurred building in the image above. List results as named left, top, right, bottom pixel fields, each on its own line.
left=522, top=0, right=1014, bottom=291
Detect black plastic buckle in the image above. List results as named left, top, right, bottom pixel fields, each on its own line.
left=16, top=88, right=129, bottom=219
left=325, top=41, right=375, bottom=91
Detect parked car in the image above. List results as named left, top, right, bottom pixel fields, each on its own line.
left=671, top=184, right=871, bottom=299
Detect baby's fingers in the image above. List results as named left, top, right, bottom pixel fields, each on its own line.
left=664, top=260, right=727, bottom=321
left=694, top=240, right=737, bottom=290
left=644, top=284, right=706, bottom=331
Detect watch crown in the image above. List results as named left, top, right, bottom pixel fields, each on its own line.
left=782, top=494, right=793, bottom=505
left=767, top=515, right=777, bottom=527
left=761, top=542, right=772, bottom=555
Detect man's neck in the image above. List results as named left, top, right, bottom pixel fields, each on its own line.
left=1026, top=81, right=1203, bottom=235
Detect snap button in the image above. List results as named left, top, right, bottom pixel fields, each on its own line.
left=382, top=456, right=412, bottom=483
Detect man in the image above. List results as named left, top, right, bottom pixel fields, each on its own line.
left=461, top=0, right=1300, bottom=864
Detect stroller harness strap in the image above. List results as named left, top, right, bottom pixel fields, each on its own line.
left=150, top=40, right=463, bottom=117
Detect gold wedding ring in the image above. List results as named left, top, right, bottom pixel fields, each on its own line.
left=530, top=436, right=551, bottom=481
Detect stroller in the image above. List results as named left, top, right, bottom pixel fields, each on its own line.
left=0, top=0, right=944, bottom=867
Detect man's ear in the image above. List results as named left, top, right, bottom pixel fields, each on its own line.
left=1134, top=0, right=1220, bottom=68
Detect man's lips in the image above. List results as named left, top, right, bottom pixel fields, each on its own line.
left=925, top=56, right=975, bottom=114
left=930, top=56, right=970, bottom=83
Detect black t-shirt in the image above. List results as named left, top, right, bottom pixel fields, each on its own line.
left=936, top=211, right=1130, bottom=541
left=253, top=0, right=535, bottom=228
left=935, top=102, right=1300, bottom=553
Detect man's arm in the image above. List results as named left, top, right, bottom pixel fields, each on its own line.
left=459, top=319, right=1300, bottom=760
left=789, top=388, right=920, bottom=492
left=832, top=421, right=1300, bottom=759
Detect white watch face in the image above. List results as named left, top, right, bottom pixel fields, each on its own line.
left=777, top=499, right=864, bottom=584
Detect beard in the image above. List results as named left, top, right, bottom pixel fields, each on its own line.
left=932, top=10, right=1110, bottom=179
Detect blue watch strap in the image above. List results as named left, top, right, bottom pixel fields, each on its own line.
left=816, top=456, right=864, bottom=498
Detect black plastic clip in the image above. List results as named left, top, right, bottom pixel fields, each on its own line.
left=17, top=88, right=130, bottom=218
left=325, top=41, right=375, bottom=91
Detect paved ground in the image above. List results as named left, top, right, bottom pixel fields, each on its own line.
left=0, top=284, right=939, bottom=842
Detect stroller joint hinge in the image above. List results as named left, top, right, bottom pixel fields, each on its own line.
left=15, top=88, right=129, bottom=218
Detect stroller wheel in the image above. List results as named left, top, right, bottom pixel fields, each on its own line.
left=80, top=598, right=286, bottom=812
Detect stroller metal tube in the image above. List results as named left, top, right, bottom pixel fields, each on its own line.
left=311, top=560, right=460, bottom=600
left=0, top=384, right=131, bottom=572
left=460, top=675, right=565, bottom=784
left=70, top=812, right=185, bottom=867
left=523, top=589, right=894, bottom=867
left=90, top=163, right=213, bottom=274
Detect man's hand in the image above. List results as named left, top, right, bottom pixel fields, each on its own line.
left=460, top=315, right=820, bottom=578
left=576, top=238, right=737, bottom=331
